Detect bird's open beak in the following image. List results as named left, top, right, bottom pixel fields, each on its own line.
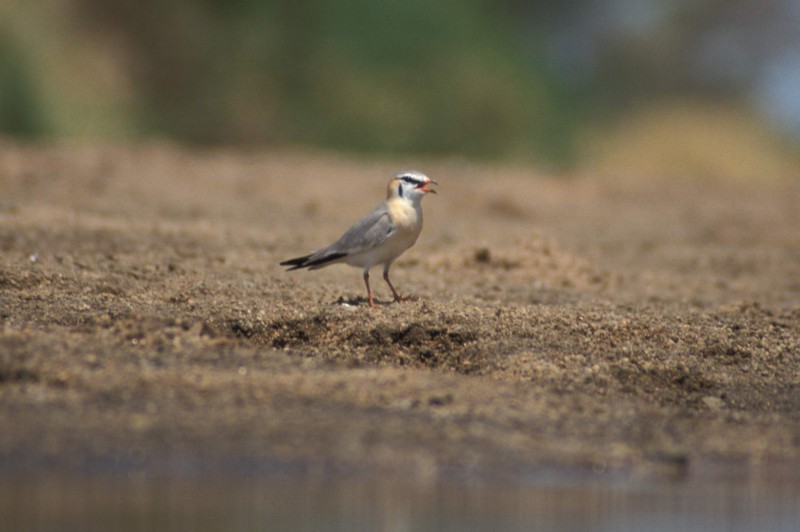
left=419, top=179, right=438, bottom=194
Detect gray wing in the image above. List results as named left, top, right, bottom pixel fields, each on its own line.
left=297, top=203, right=395, bottom=268
left=327, top=202, right=395, bottom=255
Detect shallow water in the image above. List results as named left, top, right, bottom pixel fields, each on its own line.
left=2, top=473, right=798, bottom=531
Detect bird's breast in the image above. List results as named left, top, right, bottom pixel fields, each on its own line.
left=387, top=198, right=423, bottom=235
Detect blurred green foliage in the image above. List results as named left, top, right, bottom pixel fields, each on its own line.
left=2, top=0, right=797, bottom=174
left=0, top=0, right=578, bottom=163
left=0, top=33, right=44, bottom=138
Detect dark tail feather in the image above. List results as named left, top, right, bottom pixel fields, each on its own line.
left=280, top=254, right=313, bottom=271
left=280, top=252, right=347, bottom=271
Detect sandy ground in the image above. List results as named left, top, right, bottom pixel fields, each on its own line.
left=1, top=142, right=799, bottom=482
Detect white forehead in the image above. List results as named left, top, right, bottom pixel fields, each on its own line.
left=393, top=169, right=429, bottom=182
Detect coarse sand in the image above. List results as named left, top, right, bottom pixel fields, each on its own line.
left=1, top=143, right=799, bottom=482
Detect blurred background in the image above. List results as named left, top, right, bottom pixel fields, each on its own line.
left=1, top=0, right=799, bottom=177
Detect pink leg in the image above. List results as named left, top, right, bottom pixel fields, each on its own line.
left=364, top=271, right=377, bottom=307
left=383, top=270, right=407, bottom=303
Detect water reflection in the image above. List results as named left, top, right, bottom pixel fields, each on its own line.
left=2, top=474, right=798, bottom=531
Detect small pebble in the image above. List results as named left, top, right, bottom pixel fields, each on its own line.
left=702, top=396, right=724, bottom=410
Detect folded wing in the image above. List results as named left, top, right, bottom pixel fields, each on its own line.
left=280, top=204, right=395, bottom=270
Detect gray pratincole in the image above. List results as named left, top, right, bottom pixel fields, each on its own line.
left=280, top=170, right=438, bottom=307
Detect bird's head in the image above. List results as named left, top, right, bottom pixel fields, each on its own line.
left=387, top=170, right=438, bottom=202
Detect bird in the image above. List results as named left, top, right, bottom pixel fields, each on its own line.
left=280, top=170, right=438, bottom=307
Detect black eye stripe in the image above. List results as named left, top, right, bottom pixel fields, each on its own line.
left=400, top=176, right=421, bottom=184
